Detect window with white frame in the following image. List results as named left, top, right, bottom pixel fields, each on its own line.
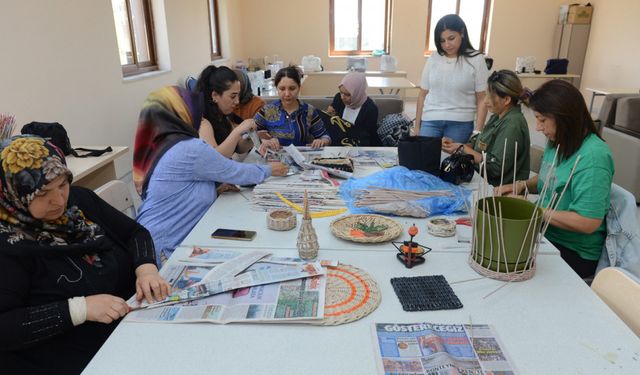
left=425, top=0, right=491, bottom=55
left=330, top=0, right=392, bottom=56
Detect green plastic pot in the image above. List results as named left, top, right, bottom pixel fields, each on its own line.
left=472, top=197, right=543, bottom=273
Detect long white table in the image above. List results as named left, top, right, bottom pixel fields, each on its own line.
left=83, top=147, right=640, bottom=374
left=83, top=249, right=640, bottom=374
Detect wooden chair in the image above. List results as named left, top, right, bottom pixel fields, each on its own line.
left=591, top=267, right=640, bottom=336
left=94, top=180, right=136, bottom=218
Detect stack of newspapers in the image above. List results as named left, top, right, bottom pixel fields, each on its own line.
left=126, top=246, right=334, bottom=324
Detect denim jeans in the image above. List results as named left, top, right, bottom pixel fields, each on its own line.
left=419, top=120, right=474, bottom=143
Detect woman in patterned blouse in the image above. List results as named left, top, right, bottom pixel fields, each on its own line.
left=254, top=66, right=331, bottom=149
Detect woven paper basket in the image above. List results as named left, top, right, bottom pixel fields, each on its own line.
left=267, top=209, right=297, bottom=231
left=330, top=214, right=402, bottom=243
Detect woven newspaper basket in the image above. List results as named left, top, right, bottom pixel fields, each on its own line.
left=468, top=197, right=543, bottom=282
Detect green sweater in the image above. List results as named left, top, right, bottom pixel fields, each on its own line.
left=472, top=105, right=530, bottom=186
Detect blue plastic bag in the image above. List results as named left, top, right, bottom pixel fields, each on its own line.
left=340, top=166, right=470, bottom=217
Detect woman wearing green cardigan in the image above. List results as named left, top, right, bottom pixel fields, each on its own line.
left=442, top=70, right=530, bottom=186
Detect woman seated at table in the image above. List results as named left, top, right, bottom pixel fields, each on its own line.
left=197, top=65, right=257, bottom=157
left=495, top=80, right=614, bottom=278
left=0, top=135, right=169, bottom=374
left=254, top=66, right=331, bottom=150
left=442, top=70, right=530, bottom=186
left=134, top=86, right=288, bottom=264
left=324, top=72, right=380, bottom=146
left=230, top=69, right=265, bottom=123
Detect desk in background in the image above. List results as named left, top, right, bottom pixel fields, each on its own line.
left=516, top=73, right=580, bottom=90
left=301, top=70, right=407, bottom=96
left=586, top=87, right=640, bottom=114
left=67, top=146, right=128, bottom=190
left=366, top=76, right=416, bottom=98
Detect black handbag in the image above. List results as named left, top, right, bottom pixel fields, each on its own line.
left=440, top=145, right=474, bottom=185
left=21, top=122, right=112, bottom=158
left=397, top=136, right=441, bottom=176
left=544, top=58, right=569, bottom=74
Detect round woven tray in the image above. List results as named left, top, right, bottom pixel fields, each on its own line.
left=330, top=214, right=402, bottom=243
left=312, top=263, right=381, bottom=326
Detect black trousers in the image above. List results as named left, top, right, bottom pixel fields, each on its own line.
left=551, top=241, right=598, bottom=278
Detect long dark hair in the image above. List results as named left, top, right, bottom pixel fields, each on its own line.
left=274, top=65, right=303, bottom=87
left=196, top=65, right=238, bottom=143
left=529, top=80, right=601, bottom=160
left=434, top=14, right=480, bottom=58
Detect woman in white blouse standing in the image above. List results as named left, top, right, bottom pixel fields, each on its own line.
left=415, top=14, right=489, bottom=143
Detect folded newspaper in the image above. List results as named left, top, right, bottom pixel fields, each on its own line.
left=372, top=322, right=516, bottom=375
left=128, top=249, right=324, bottom=311
left=181, top=246, right=338, bottom=267
left=126, top=262, right=325, bottom=324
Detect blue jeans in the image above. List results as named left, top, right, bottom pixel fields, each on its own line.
left=419, top=120, right=474, bottom=143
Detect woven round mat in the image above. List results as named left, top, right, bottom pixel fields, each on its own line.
left=312, top=264, right=381, bottom=326
left=330, top=214, right=402, bottom=243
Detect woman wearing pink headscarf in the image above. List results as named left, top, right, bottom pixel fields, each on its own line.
left=326, top=72, right=380, bottom=146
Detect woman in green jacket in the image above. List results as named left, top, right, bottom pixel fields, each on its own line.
left=442, top=70, right=530, bottom=186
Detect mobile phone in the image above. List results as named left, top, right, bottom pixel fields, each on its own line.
left=211, top=228, right=257, bottom=241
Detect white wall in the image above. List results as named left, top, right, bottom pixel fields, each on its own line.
left=0, top=0, right=241, bottom=177
left=1, top=0, right=637, bottom=178
left=580, top=0, right=640, bottom=108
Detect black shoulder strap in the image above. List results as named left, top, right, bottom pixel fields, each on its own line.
left=71, top=146, right=113, bottom=158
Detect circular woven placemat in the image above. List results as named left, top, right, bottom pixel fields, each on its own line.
left=330, top=214, right=402, bottom=243
left=312, top=263, right=381, bottom=326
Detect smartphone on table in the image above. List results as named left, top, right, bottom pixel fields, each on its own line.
left=211, top=228, right=257, bottom=241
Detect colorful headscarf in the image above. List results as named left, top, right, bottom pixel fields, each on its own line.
left=133, top=86, right=203, bottom=197
left=340, top=72, right=368, bottom=109
left=0, top=135, right=105, bottom=256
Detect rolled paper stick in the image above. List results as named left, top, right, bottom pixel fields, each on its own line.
left=512, top=142, right=518, bottom=195
left=490, top=196, right=502, bottom=271
left=499, top=138, right=508, bottom=192
left=483, top=281, right=509, bottom=299
left=497, top=203, right=509, bottom=274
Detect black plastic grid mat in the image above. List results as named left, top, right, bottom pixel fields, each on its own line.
left=390, top=275, right=463, bottom=311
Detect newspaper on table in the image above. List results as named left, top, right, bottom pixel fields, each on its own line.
left=372, top=322, right=516, bottom=375
left=354, top=150, right=398, bottom=168
left=181, top=246, right=339, bottom=267
left=128, top=250, right=325, bottom=310
left=127, top=261, right=325, bottom=324
left=284, top=144, right=353, bottom=179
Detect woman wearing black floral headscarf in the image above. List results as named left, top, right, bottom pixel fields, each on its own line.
left=0, top=135, right=170, bottom=374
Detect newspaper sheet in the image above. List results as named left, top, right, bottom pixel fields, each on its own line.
left=127, top=263, right=325, bottom=324
left=284, top=144, right=353, bottom=178
left=372, top=322, right=516, bottom=375
left=180, top=246, right=339, bottom=267
left=128, top=254, right=325, bottom=310
left=355, top=150, right=398, bottom=168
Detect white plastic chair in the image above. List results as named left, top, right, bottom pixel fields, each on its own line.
left=591, top=267, right=640, bottom=337
left=94, top=180, right=137, bottom=218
